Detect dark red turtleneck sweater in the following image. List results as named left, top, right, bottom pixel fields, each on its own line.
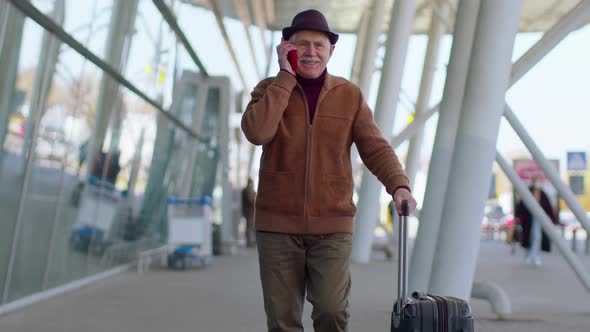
left=297, top=69, right=326, bottom=124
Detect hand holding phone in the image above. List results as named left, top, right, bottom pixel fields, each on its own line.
left=287, top=50, right=298, bottom=72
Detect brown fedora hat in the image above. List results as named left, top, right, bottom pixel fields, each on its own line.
left=282, top=9, right=339, bottom=44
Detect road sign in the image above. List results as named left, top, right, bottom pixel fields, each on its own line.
left=567, top=152, right=586, bottom=171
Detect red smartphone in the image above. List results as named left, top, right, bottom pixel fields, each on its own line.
left=287, top=50, right=298, bottom=72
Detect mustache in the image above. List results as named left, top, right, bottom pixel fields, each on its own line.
left=299, top=56, right=320, bottom=62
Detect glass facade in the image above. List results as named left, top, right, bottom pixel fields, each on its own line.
left=0, top=0, right=235, bottom=306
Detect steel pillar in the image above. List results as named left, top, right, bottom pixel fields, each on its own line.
left=0, top=2, right=24, bottom=166
left=409, top=0, right=480, bottom=292
left=429, top=0, right=523, bottom=300
left=357, top=0, right=387, bottom=95
left=208, top=0, right=249, bottom=93
left=404, top=0, right=447, bottom=187
left=19, top=2, right=64, bottom=171
left=86, top=0, right=138, bottom=181
left=352, top=0, right=416, bottom=264
left=350, top=8, right=369, bottom=85
left=2, top=0, right=64, bottom=303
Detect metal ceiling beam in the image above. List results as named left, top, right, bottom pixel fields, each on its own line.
left=234, top=0, right=261, bottom=79
left=426, top=0, right=454, bottom=31
left=251, top=0, right=271, bottom=67
left=208, top=0, right=250, bottom=93
left=0, top=0, right=11, bottom=51
left=153, top=0, right=209, bottom=77
left=350, top=8, right=369, bottom=85
left=511, top=0, right=590, bottom=83
left=390, top=0, right=590, bottom=149
left=358, top=0, right=387, bottom=95
left=263, top=0, right=274, bottom=25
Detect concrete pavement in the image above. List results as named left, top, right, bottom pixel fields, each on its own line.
left=0, top=240, right=589, bottom=331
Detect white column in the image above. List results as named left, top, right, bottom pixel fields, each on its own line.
left=218, top=78, right=236, bottom=253
left=127, top=128, right=145, bottom=201
left=234, top=0, right=261, bottom=78
left=86, top=0, right=138, bottom=179
left=247, top=144, right=259, bottom=182
left=429, top=0, right=523, bottom=300
left=351, top=0, right=388, bottom=173
left=39, top=0, right=67, bottom=292
left=351, top=0, right=416, bottom=264
left=0, top=3, right=25, bottom=166
left=1, top=0, right=61, bottom=304
left=357, top=0, right=387, bottom=95
left=408, top=0, right=480, bottom=292
left=0, top=0, right=11, bottom=53
left=350, top=9, right=369, bottom=85
left=403, top=2, right=590, bottom=291
left=404, top=1, right=447, bottom=187
left=19, top=5, right=63, bottom=171
left=106, top=96, right=124, bottom=153
left=251, top=0, right=270, bottom=67
left=409, top=0, right=590, bottom=291
left=209, top=0, right=249, bottom=93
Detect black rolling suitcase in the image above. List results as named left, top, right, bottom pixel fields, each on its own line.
left=391, top=202, right=474, bottom=332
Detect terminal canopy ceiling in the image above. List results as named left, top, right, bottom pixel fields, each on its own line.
left=184, top=0, right=590, bottom=34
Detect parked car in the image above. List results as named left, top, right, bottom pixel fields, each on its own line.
left=481, top=202, right=508, bottom=240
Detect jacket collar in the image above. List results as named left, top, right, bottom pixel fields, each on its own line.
left=323, top=72, right=348, bottom=91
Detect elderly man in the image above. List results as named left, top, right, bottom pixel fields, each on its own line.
left=241, top=9, right=417, bottom=332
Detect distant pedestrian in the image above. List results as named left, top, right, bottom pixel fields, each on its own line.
left=515, top=175, right=557, bottom=267
left=241, top=177, right=256, bottom=247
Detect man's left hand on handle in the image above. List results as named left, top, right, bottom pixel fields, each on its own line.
left=393, top=188, right=417, bottom=216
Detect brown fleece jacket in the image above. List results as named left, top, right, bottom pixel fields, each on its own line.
left=241, top=71, right=410, bottom=234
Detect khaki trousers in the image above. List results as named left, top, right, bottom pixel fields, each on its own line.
left=256, top=231, right=352, bottom=332
left=245, top=213, right=256, bottom=247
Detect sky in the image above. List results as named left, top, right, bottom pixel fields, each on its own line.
left=172, top=2, right=590, bottom=175
left=17, top=0, right=590, bottom=185
left=166, top=3, right=590, bottom=212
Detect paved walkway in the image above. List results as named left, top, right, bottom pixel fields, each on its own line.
left=1, top=240, right=589, bottom=331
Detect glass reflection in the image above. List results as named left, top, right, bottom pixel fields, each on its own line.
left=0, top=0, right=225, bottom=306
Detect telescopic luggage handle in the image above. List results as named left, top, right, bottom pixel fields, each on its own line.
left=396, top=201, right=410, bottom=313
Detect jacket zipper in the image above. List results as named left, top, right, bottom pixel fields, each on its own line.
left=301, top=85, right=327, bottom=233
left=299, top=84, right=311, bottom=233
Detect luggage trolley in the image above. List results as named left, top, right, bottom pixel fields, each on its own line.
left=69, top=177, right=120, bottom=254
left=166, top=196, right=213, bottom=269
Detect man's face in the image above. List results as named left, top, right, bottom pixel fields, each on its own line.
left=290, top=30, right=334, bottom=79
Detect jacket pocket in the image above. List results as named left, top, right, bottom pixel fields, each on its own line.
left=256, top=171, right=297, bottom=215
left=320, top=175, right=356, bottom=216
